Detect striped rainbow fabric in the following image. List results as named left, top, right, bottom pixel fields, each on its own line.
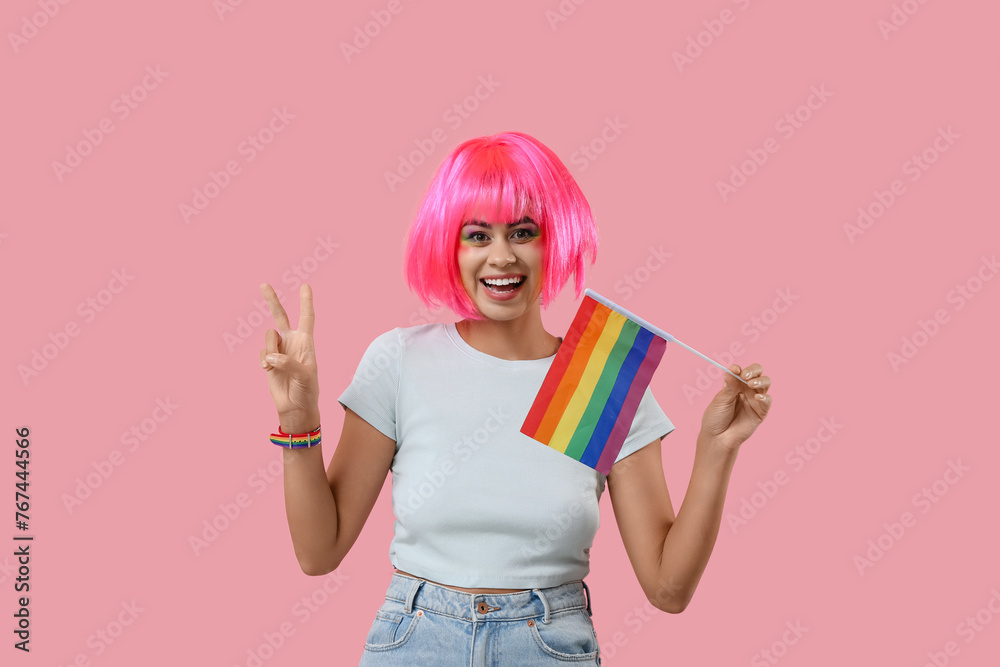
left=520, top=291, right=666, bottom=475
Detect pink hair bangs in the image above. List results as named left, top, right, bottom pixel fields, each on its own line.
left=404, top=131, right=598, bottom=320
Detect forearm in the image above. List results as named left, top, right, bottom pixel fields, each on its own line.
left=654, top=433, right=739, bottom=612
left=280, top=411, right=339, bottom=575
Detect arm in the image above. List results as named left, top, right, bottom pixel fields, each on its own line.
left=608, top=363, right=772, bottom=612
left=258, top=283, right=396, bottom=575
left=280, top=408, right=395, bottom=576
left=608, top=434, right=736, bottom=613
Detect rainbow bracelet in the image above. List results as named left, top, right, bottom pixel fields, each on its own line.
left=270, top=425, right=321, bottom=449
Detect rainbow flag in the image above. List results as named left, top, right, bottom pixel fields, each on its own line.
left=521, top=290, right=667, bottom=475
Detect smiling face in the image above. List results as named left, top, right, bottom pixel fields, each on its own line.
left=456, top=216, right=545, bottom=321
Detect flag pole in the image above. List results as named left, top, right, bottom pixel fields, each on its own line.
left=584, top=289, right=750, bottom=386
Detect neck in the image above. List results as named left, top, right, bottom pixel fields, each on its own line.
left=456, top=307, right=560, bottom=361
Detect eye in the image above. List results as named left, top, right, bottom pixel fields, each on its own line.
left=511, top=227, right=539, bottom=241
left=463, top=230, right=489, bottom=244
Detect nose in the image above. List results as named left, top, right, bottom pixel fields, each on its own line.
left=488, top=235, right=516, bottom=267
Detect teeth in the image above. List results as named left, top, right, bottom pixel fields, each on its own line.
left=483, top=277, right=523, bottom=286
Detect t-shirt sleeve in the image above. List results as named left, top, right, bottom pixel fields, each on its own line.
left=337, top=329, right=401, bottom=442
left=613, top=385, right=675, bottom=465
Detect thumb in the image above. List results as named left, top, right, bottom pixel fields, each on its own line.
left=718, top=364, right=744, bottom=397
left=264, top=352, right=295, bottom=372
left=264, top=353, right=312, bottom=382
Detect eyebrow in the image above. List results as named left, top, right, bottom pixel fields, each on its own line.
left=461, top=217, right=537, bottom=229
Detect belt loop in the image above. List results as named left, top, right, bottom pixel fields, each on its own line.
left=403, top=577, right=424, bottom=614
left=532, top=588, right=553, bottom=624
left=580, top=579, right=593, bottom=617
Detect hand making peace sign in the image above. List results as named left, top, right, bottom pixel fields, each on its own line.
left=258, top=283, right=321, bottom=431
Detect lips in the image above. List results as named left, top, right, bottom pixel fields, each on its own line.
left=480, top=275, right=526, bottom=300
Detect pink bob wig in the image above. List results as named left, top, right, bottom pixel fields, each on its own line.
left=403, top=131, right=599, bottom=320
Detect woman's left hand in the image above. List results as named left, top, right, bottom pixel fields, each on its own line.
left=699, top=363, right=772, bottom=453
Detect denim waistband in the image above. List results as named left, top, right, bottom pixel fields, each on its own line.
left=385, top=572, right=593, bottom=624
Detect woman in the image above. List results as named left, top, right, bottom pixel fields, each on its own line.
left=258, top=131, right=772, bottom=665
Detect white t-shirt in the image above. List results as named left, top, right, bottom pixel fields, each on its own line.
left=337, top=322, right=675, bottom=588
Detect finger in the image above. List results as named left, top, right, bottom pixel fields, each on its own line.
left=741, top=363, right=764, bottom=381
left=754, top=392, right=773, bottom=415
left=260, top=282, right=291, bottom=332
left=264, top=352, right=291, bottom=370
left=259, top=346, right=284, bottom=371
left=748, top=375, right=771, bottom=392
left=721, top=364, right=744, bottom=393
left=261, top=338, right=291, bottom=371
left=265, top=328, right=281, bottom=355
left=298, top=283, right=315, bottom=335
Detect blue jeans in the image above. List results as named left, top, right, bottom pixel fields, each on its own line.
left=358, top=572, right=602, bottom=666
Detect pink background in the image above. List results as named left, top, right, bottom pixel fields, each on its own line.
left=4, top=1, right=999, bottom=665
